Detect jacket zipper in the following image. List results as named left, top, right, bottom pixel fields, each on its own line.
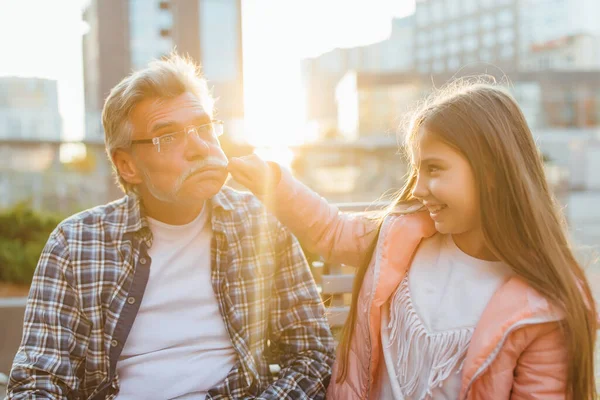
left=462, top=315, right=561, bottom=399
left=365, top=218, right=392, bottom=399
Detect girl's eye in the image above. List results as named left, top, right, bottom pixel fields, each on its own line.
left=428, top=165, right=441, bottom=174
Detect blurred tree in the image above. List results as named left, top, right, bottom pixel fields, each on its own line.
left=0, top=203, right=62, bottom=285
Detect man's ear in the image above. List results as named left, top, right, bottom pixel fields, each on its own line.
left=113, top=149, right=143, bottom=185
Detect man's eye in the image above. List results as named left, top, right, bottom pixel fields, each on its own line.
left=160, top=135, right=177, bottom=144
left=197, top=125, right=213, bottom=136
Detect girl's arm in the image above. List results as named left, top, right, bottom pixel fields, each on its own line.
left=510, top=322, right=567, bottom=399
left=228, top=155, right=379, bottom=268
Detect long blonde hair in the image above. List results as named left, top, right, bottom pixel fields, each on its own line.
left=336, top=79, right=597, bottom=399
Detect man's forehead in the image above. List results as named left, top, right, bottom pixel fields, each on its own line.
left=131, top=92, right=209, bottom=134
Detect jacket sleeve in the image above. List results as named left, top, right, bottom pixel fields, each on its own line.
left=511, top=321, right=568, bottom=400
left=8, top=227, right=91, bottom=399
left=260, top=166, right=380, bottom=268
left=256, top=224, right=336, bottom=400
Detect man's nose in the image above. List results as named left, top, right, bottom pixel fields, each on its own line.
left=185, top=128, right=211, bottom=159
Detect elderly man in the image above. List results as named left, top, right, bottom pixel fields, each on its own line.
left=8, top=54, right=334, bottom=399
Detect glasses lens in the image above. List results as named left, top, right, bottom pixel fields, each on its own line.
left=213, top=122, right=224, bottom=137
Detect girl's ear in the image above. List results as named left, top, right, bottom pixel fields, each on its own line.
left=113, top=150, right=143, bottom=185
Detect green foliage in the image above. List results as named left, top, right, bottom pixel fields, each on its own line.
left=0, top=203, right=63, bottom=285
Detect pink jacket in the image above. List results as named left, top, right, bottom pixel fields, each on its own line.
left=269, top=170, right=568, bottom=399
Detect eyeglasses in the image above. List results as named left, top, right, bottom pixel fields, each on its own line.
left=130, top=120, right=224, bottom=154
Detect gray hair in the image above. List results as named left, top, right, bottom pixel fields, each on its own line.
left=102, top=53, right=215, bottom=193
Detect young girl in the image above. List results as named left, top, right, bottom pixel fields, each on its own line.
left=228, top=81, right=597, bottom=399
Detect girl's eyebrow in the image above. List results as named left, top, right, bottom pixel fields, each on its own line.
left=420, top=157, right=446, bottom=165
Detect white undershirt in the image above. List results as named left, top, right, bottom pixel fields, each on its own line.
left=115, top=205, right=237, bottom=400
left=375, top=233, right=513, bottom=400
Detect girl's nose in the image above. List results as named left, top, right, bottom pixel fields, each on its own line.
left=412, top=173, right=429, bottom=200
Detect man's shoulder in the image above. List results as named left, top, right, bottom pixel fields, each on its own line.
left=56, top=196, right=131, bottom=236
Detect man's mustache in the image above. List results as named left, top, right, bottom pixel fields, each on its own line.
left=177, top=156, right=228, bottom=185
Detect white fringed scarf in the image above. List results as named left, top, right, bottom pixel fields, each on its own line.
left=386, top=277, right=473, bottom=400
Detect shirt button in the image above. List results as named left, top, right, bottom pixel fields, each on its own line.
left=139, top=258, right=147, bottom=265
left=127, top=297, right=136, bottom=305
left=111, top=339, right=119, bottom=347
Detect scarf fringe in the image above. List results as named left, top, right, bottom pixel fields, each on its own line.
left=387, top=277, right=473, bottom=399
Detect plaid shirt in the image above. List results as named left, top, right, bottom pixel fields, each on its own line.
left=8, top=187, right=335, bottom=399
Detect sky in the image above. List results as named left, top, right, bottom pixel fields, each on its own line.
left=0, top=0, right=415, bottom=146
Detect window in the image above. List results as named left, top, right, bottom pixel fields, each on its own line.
left=482, top=32, right=496, bottom=47
left=498, top=28, right=515, bottom=44
left=463, top=36, right=478, bottom=52
left=417, top=47, right=431, bottom=60
left=416, top=4, right=430, bottom=26
left=464, top=53, right=478, bottom=64
left=497, top=9, right=514, bottom=26
left=462, top=18, right=477, bottom=35
left=418, top=62, right=431, bottom=73
left=463, top=0, right=477, bottom=15
left=432, top=1, right=444, bottom=23
left=448, top=56, right=461, bottom=70
left=433, top=60, right=445, bottom=73
left=500, top=45, right=515, bottom=59
left=481, top=14, right=495, bottom=30
left=446, top=0, right=459, bottom=18
left=199, top=0, right=240, bottom=82
left=446, top=24, right=459, bottom=37
left=480, top=49, right=494, bottom=62
left=433, top=28, right=444, bottom=42
left=448, top=40, right=460, bottom=54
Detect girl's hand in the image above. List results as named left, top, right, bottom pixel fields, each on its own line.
left=227, top=155, right=281, bottom=196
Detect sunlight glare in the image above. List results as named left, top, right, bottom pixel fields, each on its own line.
left=253, top=146, right=295, bottom=169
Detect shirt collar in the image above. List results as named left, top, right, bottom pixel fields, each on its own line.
left=123, top=188, right=235, bottom=240
left=210, top=188, right=236, bottom=212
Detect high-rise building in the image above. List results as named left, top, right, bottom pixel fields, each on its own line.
left=0, top=77, right=62, bottom=141
left=519, top=0, right=600, bottom=71
left=413, top=0, right=519, bottom=75
left=82, top=0, right=244, bottom=142
left=412, top=0, right=600, bottom=76
left=171, top=0, right=244, bottom=120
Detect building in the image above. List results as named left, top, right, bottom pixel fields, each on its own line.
left=302, top=15, right=414, bottom=139
left=0, top=77, right=62, bottom=141
left=519, top=0, right=600, bottom=71
left=413, top=0, right=519, bottom=75
left=520, top=34, right=600, bottom=72
left=335, top=71, right=421, bottom=139
left=411, top=0, right=600, bottom=76
left=171, top=0, right=244, bottom=121
left=82, top=0, right=244, bottom=142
